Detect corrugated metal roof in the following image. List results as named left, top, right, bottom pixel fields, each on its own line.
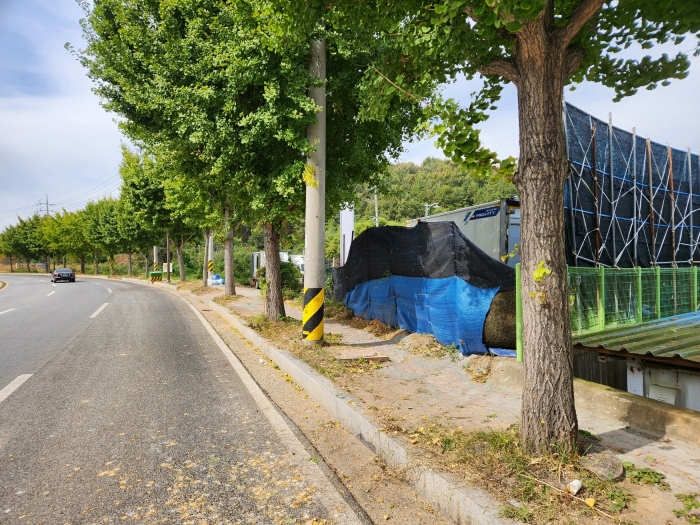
left=573, top=311, right=700, bottom=363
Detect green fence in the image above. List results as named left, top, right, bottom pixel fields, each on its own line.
left=568, top=266, right=699, bottom=335
left=514, top=265, right=700, bottom=362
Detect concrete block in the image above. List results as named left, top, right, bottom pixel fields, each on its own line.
left=490, top=357, right=700, bottom=446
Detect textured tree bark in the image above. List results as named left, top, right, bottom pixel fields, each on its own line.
left=177, top=243, right=186, bottom=281
left=224, top=207, right=236, bottom=296
left=80, top=255, right=85, bottom=275
left=514, top=15, right=578, bottom=453
left=127, top=253, right=132, bottom=276
left=93, top=250, right=99, bottom=275
left=263, top=223, right=285, bottom=319
left=143, top=253, right=149, bottom=279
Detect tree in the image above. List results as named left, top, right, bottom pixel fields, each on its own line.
left=84, top=198, right=125, bottom=275
left=2, top=215, right=48, bottom=272
left=283, top=0, right=700, bottom=452
left=77, top=0, right=420, bottom=320
left=34, top=211, right=93, bottom=273
left=117, top=145, right=203, bottom=280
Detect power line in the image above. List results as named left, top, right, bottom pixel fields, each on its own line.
left=0, top=170, right=122, bottom=221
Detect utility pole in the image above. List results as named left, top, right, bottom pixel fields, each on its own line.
left=302, top=38, right=326, bottom=344
left=38, top=195, right=53, bottom=272
left=207, top=233, right=214, bottom=285
left=166, top=232, right=171, bottom=284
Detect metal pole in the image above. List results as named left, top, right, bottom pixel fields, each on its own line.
left=609, top=113, right=617, bottom=265
left=592, top=125, right=601, bottom=264
left=633, top=128, right=638, bottom=266
left=669, top=147, right=677, bottom=267
left=689, top=148, right=695, bottom=263
left=515, top=263, right=523, bottom=362
left=636, top=267, right=643, bottom=323
left=166, top=232, right=171, bottom=284
left=374, top=187, right=379, bottom=228
left=302, top=38, right=326, bottom=344
left=598, top=267, right=606, bottom=331
left=208, top=233, right=214, bottom=284
left=647, top=139, right=657, bottom=265
left=656, top=265, right=662, bottom=319
left=693, top=266, right=698, bottom=312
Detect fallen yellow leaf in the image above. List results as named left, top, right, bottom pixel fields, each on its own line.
left=584, top=498, right=596, bottom=508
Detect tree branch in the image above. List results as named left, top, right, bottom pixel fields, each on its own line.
left=478, top=59, right=520, bottom=83
left=564, top=46, right=586, bottom=78
left=553, top=0, right=604, bottom=48
left=372, top=67, right=428, bottom=105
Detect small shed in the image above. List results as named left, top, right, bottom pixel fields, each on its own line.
left=573, top=311, right=700, bottom=412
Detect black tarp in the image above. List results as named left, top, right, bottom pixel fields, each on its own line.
left=332, top=221, right=515, bottom=302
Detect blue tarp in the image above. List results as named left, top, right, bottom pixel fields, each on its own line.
left=345, top=275, right=499, bottom=355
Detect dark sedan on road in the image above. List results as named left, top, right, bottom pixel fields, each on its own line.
left=51, top=268, right=76, bottom=283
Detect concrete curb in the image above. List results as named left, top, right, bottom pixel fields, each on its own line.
left=206, top=299, right=513, bottom=525
left=492, top=359, right=700, bottom=446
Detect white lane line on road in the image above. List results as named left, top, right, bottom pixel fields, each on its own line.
left=0, top=374, right=32, bottom=404
left=186, top=302, right=362, bottom=523
left=89, top=303, right=109, bottom=318
left=47, top=291, right=55, bottom=297
left=108, top=288, right=112, bottom=293
left=52, top=283, right=56, bottom=287
left=0, top=308, right=16, bottom=315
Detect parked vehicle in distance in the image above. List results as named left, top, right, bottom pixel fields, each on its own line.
left=51, top=268, right=75, bottom=283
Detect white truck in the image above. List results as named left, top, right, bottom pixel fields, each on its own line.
left=406, top=198, right=521, bottom=267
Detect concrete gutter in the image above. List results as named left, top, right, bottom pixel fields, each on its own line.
left=491, top=359, right=700, bottom=446
left=206, top=299, right=514, bottom=525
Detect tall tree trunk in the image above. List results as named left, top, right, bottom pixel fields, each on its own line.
left=63, top=255, right=66, bottom=267
left=9, top=256, right=12, bottom=272
left=26, top=257, right=30, bottom=273
left=202, top=229, right=209, bottom=287
left=127, top=253, right=132, bottom=276
left=80, top=255, right=85, bottom=275
left=177, top=240, right=186, bottom=281
left=224, top=207, right=236, bottom=296
left=263, top=223, right=285, bottom=319
left=94, top=250, right=99, bottom=275
left=143, top=252, right=149, bottom=279
left=109, top=255, right=115, bottom=276
left=514, top=18, right=578, bottom=453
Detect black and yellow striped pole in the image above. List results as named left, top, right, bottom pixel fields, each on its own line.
left=207, top=233, right=214, bottom=285
left=302, top=287, right=324, bottom=341
left=302, top=39, right=326, bottom=344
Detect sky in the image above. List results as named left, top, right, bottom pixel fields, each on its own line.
left=1, top=1, right=700, bottom=231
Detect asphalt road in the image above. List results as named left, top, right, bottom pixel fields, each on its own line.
left=0, top=275, right=360, bottom=524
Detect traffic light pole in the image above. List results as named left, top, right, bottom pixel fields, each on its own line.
left=302, top=38, right=326, bottom=344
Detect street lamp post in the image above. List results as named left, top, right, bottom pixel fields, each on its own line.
left=424, top=202, right=439, bottom=217
left=370, top=186, right=379, bottom=227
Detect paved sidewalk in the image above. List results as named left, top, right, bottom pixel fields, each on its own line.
left=173, top=282, right=700, bottom=524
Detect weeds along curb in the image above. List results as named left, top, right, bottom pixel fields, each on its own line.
left=206, top=299, right=514, bottom=525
